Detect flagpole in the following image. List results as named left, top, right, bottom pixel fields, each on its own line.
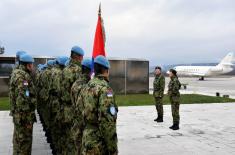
left=98, top=3, right=101, bottom=16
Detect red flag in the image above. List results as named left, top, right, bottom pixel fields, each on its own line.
left=92, top=4, right=106, bottom=58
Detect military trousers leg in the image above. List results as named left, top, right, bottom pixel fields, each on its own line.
left=13, top=123, right=33, bottom=155
left=155, top=97, right=164, bottom=117
left=170, top=96, right=180, bottom=124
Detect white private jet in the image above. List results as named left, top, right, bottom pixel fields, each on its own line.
left=173, top=52, right=234, bottom=80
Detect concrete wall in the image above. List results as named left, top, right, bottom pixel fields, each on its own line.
left=0, top=56, right=149, bottom=96
left=0, top=77, right=9, bottom=96
left=109, top=59, right=149, bottom=94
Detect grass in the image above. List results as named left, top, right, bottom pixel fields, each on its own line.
left=1, top=94, right=235, bottom=110
left=116, top=94, right=235, bottom=106
left=0, top=97, right=10, bottom=111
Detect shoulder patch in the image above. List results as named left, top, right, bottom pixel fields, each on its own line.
left=109, top=105, right=117, bottom=116
left=107, top=89, right=113, bottom=97
left=25, top=90, right=30, bottom=97
left=23, top=80, right=28, bottom=86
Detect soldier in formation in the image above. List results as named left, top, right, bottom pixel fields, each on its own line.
left=9, top=45, right=119, bottom=155
left=9, top=53, right=37, bottom=155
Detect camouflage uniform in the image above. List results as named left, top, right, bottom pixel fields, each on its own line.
left=9, top=65, right=37, bottom=155
left=39, top=66, right=52, bottom=131
left=153, top=74, right=165, bottom=118
left=168, top=76, right=181, bottom=125
left=49, top=64, right=64, bottom=154
left=35, top=69, right=44, bottom=115
left=61, top=59, right=82, bottom=154
left=81, top=75, right=118, bottom=155
left=70, top=74, right=90, bottom=154
left=9, top=64, right=20, bottom=116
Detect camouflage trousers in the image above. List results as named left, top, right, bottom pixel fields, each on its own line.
left=170, top=96, right=180, bottom=124
left=154, top=97, right=164, bottom=117
left=81, top=127, right=118, bottom=155
left=81, top=128, right=104, bottom=155
left=13, top=123, right=33, bottom=155
left=70, top=120, right=84, bottom=155
left=50, top=97, right=63, bottom=154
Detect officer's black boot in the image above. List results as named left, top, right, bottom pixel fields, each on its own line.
left=172, top=123, right=179, bottom=130
left=156, top=116, right=163, bottom=122
left=169, top=124, right=175, bottom=129
left=154, top=116, right=159, bottom=122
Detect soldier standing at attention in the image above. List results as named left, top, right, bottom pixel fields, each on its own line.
left=61, top=46, right=84, bottom=154
left=49, top=56, right=68, bottom=155
left=70, top=58, right=92, bottom=154
left=9, top=51, right=27, bottom=116
left=168, top=69, right=181, bottom=130
left=81, top=55, right=118, bottom=155
left=38, top=60, right=55, bottom=144
left=9, top=53, right=37, bottom=155
left=153, top=66, right=165, bottom=122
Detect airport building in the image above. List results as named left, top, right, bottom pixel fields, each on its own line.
left=0, top=55, right=149, bottom=96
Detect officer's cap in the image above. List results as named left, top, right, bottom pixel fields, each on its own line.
left=169, top=69, right=177, bottom=75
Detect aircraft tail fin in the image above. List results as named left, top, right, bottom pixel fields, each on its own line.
left=217, top=52, right=234, bottom=66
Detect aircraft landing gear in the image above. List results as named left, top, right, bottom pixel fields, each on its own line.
left=199, top=76, right=204, bottom=81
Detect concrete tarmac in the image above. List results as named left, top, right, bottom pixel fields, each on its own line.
left=0, top=112, right=52, bottom=155
left=1, top=103, right=235, bottom=154
left=118, top=103, right=235, bottom=155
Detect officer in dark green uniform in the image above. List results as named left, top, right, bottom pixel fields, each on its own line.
left=153, top=66, right=165, bottom=122
left=168, top=69, right=181, bottom=130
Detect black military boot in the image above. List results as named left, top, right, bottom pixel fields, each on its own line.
left=154, top=116, right=159, bottom=122
left=169, top=124, right=175, bottom=129
left=172, top=123, right=179, bottom=130
left=156, top=116, right=163, bottom=122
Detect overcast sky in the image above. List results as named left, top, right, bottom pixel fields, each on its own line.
left=0, top=0, right=235, bottom=65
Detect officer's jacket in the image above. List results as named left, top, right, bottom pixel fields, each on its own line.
left=9, top=65, right=36, bottom=125
left=153, top=74, right=165, bottom=98
left=168, top=76, right=181, bottom=97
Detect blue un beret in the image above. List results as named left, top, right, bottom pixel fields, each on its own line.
left=82, top=58, right=92, bottom=69
left=16, top=51, right=26, bottom=57
left=20, top=54, right=34, bottom=63
left=47, top=59, right=56, bottom=66
left=57, top=56, right=69, bottom=66
left=94, top=55, right=110, bottom=69
left=71, top=46, right=84, bottom=56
